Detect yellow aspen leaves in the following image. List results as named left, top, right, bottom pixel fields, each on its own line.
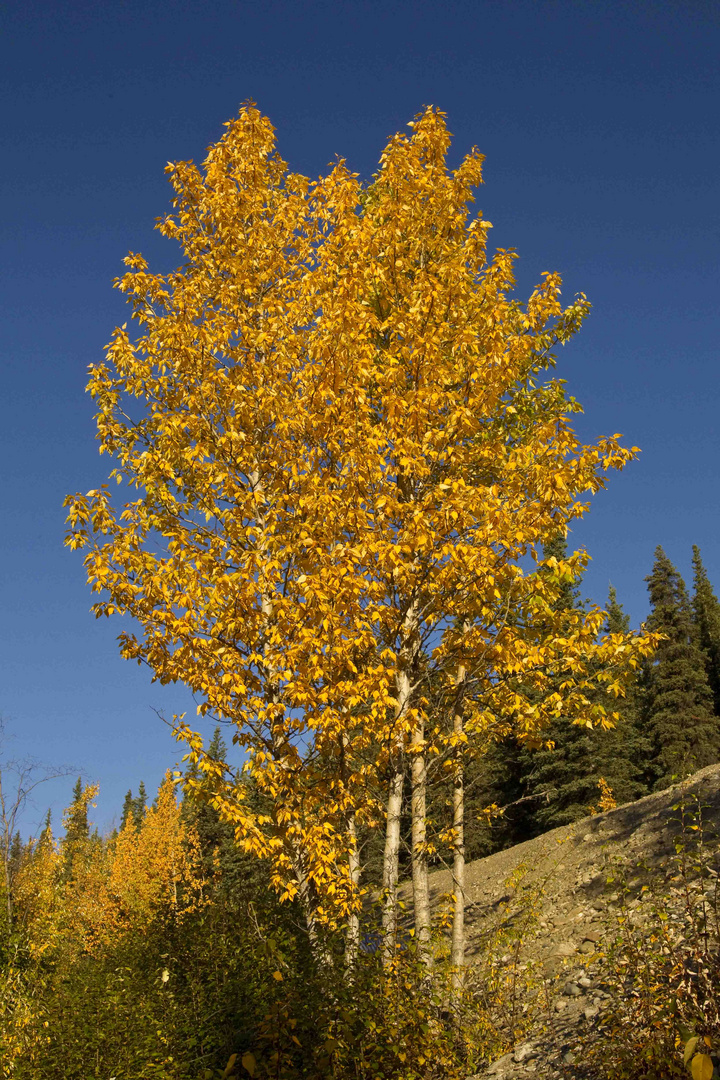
left=65, top=104, right=658, bottom=933
left=15, top=774, right=207, bottom=960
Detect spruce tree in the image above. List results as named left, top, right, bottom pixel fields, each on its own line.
left=64, top=777, right=89, bottom=846
left=459, top=737, right=529, bottom=858
left=181, top=726, right=268, bottom=893
left=518, top=550, right=644, bottom=831
left=605, top=584, right=629, bottom=635
left=642, top=546, right=720, bottom=790
left=691, top=545, right=720, bottom=716
left=443, top=574, right=649, bottom=852
left=182, top=728, right=231, bottom=863
left=62, top=777, right=91, bottom=879
left=39, top=808, right=52, bottom=846
left=592, top=586, right=649, bottom=804
left=457, top=537, right=586, bottom=845
left=120, top=789, right=135, bottom=829
left=133, top=781, right=147, bottom=826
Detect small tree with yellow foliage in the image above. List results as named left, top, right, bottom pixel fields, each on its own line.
left=3, top=775, right=210, bottom=1078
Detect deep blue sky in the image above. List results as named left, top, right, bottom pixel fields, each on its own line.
left=2, top=0, right=718, bottom=833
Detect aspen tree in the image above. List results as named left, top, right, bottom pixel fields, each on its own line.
left=66, top=106, right=385, bottom=954
left=66, top=106, right=656, bottom=971
left=324, top=111, right=658, bottom=964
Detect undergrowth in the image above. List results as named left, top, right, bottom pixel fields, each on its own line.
left=592, top=790, right=720, bottom=1080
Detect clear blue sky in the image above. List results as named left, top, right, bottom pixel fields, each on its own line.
left=2, top=0, right=718, bottom=833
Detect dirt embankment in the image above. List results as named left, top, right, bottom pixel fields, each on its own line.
left=428, top=764, right=720, bottom=1079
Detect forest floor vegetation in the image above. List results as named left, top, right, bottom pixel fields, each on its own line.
left=457, top=762, right=720, bottom=1079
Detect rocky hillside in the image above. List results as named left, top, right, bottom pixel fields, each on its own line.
left=428, top=763, right=720, bottom=1079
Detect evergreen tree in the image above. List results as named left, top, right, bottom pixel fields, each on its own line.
left=62, top=777, right=92, bottom=879
left=592, top=586, right=649, bottom=804
left=64, top=778, right=89, bottom=846
left=456, top=537, right=587, bottom=846
left=459, top=737, right=529, bottom=858
left=120, top=789, right=135, bottom=829
left=642, top=546, right=720, bottom=790
left=432, top=578, right=650, bottom=856
left=605, top=584, right=629, bottom=635
left=182, top=728, right=231, bottom=863
left=691, top=545, right=720, bottom=716
left=39, top=808, right=52, bottom=846
left=133, top=781, right=147, bottom=826
left=181, top=726, right=268, bottom=894
left=517, top=551, right=644, bottom=831
left=516, top=537, right=596, bottom=831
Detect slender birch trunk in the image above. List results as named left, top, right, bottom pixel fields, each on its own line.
left=451, top=654, right=467, bottom=994
left=381, top=601, right=419, bottom=963
left=410, top=718, right=432, bottom=964
left=337, top=723, right=363, bottom=972
left=344, top=812, right=361, bottom=970
left=381, top=743, right=404, bottom=963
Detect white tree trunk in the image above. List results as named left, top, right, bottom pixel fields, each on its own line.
left=345, top=812, right=361, bottom=971
left=411, top=719, right=432, bottom=963
left=451, top=657, right=467, bottom=994
left=381, top=601, right=419, bottom=963
left=381, top=744, right=405, bottom=963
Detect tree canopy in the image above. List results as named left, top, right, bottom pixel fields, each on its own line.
left=65, top=105, right=656, bottom=965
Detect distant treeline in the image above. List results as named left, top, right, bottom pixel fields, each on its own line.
left=454, top=541, right=720, bottom=860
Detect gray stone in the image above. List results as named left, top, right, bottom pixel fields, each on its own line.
left=562, top=981, right=582, bottom=997
left=484, top=1052, right=514, bottom=1076
left=513, top=1042, right=538, bottom=1063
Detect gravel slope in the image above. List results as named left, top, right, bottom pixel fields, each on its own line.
left=424, top=764, right=720, bottom=1079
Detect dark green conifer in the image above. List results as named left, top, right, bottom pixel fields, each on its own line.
left=180, top=726, right=267, bottom=893
left=518, top=551, right=644, bottom=830
left=605, top=584, right=629, bottom=635
left=642, top=546, right=720, bottom=790
left=62, top=777, right=91, bottom=879
left=120, top=789, right=135, bottom=829
left=691, top=545, right=720, bottom=716
left=8, top=832, right=23, bottom=883
left=592, top=586, right=649, bottom=804
left=183, top=727, right=231, bottom=862
left=459, top=738, right=529, bottom=858
left=39, top=808, right=52, bottom=846
left=133, top=781, right=147, bottom=826
left=64, top=777, right=89, bottom=846
left=516, top=537, right=595, bottom=831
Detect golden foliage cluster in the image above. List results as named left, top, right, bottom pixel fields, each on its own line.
left=1, top=775, right=207, bottom=1075
left=64, top=104, right=658, bottom=937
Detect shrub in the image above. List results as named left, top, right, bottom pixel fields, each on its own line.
left=594, top=792, right=720, bottom=1080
